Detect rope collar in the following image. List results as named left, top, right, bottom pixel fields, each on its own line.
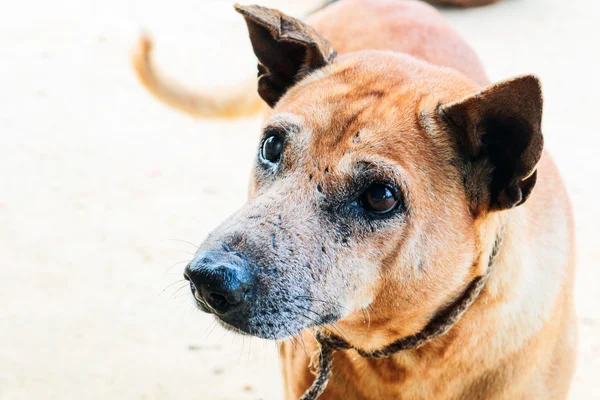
left=299, top=227, right=505, bottom=400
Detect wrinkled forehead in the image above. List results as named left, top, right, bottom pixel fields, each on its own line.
left=265, top=54, right=444, bottom=171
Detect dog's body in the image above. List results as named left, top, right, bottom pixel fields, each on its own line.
left=279, top=2, right=577, bottom=398
left=135, top=1, right=576, bottom=398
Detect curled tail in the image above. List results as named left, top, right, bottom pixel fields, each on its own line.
left=131, top=35, right=263, bottom=119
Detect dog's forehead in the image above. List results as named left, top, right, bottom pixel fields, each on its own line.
left=267, top=54, right=450, bottom=170
left=285, top=59, right=419, bottom=131
left=267, top=52, right=481, bottom=175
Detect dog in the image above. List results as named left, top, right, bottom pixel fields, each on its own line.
left=134, top=1, right=577, bottom=398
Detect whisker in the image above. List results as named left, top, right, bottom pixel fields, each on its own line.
left=293, top=295, right=356, bottom=315
left=298, top=331, right=308, bottom=356
left=296, top=305, right=350, bottom=340
left=205, top=320, right=219, bottom=339
left=262, top=298, right=305, bottom=356
left=297, top=310, right=343, bottom=341
left=289, top=328, right=308, bottom=357
left=368, top=304, right=384, bottom=322
left=239, top=335, right=246, bottom=361
left=292, top=335, right=303, bottom=354
left=368, top=304, right=391, bottom=342
left=168, top=238, right=200, bottom=250
left=220, top=326, right=230, bottom=341
left=358, top=308, right=371, bottom=347
left=286, top=335, right=297, bottom=353
left=247, top=336, right=253, bottom=361
left=163, top=259, right=191, bottom=274
left=331, top=321, right=352, bottom=341
left=276, top=341, right=282, bottom=362
left=169, top=283, right=190, bottom=300
left=160, top=279, right=186, bottom=295
left=306, top=328, right=318, bottom=343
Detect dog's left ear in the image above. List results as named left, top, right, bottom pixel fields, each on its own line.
left=235, top=4, right=336, bottom=107
left=440, top=75, right=544, bottom=214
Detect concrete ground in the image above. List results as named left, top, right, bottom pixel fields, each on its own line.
left=1, top=0, right=598, bottom=398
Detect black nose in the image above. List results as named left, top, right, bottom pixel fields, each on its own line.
left=184, top=249, right=252, bottom=315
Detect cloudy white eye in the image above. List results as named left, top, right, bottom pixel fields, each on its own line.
left=261, top=135, right=284, bottom=163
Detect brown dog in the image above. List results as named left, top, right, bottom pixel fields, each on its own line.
left=135, top=1, right=576, bottom=398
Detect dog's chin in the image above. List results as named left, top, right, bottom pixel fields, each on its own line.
left=213, top=315, right=310, bottom=340
left=213, top=318, right=257, bottom=337
left=204, top=307, right=342, bottom=340
left=191, top=293, right=343, bottom=340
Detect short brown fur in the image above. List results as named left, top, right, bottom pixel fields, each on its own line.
left=143, top=1, right=577, bottom=399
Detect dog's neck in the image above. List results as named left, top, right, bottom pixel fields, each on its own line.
left=299, top=223, right=507, bottom=400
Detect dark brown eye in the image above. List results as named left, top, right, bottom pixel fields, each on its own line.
left=261, top=135, right=283, bottom=163
left=361, top=184, right=398, bottom=214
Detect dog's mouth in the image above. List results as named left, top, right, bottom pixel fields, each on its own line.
left=189, top=281, right=343, bottom=339
left=189, top=282, right=213, bottom=313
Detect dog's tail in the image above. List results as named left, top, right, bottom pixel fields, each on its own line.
left=131, top=1, right=344, bottom=120
left=131, top=35, right=263, bottom=119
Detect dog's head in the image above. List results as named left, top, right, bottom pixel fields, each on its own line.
left=184, top=5, right=543, bottom=346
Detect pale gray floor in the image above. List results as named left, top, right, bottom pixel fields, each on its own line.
left=0, top=0, right=598, bottom=399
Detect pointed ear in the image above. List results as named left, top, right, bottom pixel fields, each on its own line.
left=235, top=4, right=336, bottom=107
left=439, top=75, right=544, bottom=214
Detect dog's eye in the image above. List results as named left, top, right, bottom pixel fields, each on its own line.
left=360, top=184, right=399, bottom=214
left=261, top=135, right=283, bottom=163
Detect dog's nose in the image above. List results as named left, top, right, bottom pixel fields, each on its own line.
left=184, top=249, right=252, bottom=315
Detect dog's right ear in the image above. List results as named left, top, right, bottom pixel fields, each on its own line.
left=235, top=4, right=336, bottom=107
left=439, top=75, right=544, bottom=215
